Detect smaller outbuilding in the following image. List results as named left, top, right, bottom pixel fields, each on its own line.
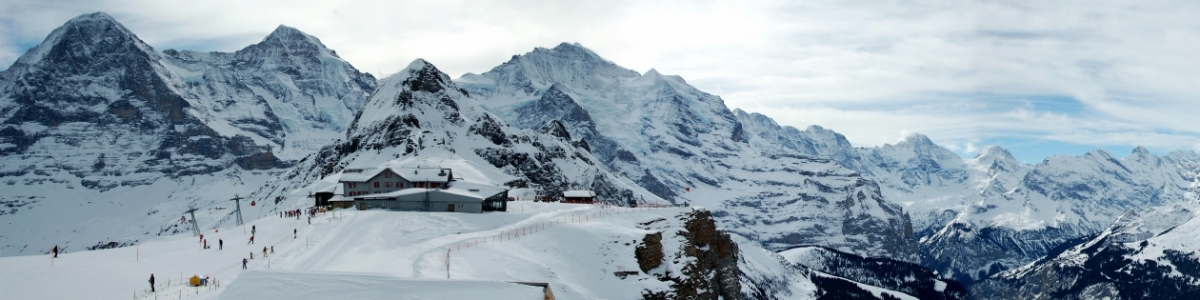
left=561, top=190, right=596, bottom=204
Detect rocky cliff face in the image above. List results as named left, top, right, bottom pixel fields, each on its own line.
left=637, top=210, right=740, bottom=300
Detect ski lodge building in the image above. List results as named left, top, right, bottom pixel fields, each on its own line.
left=561, top=190, right=596, bottom=204
left=325, top=167, right=508, bottom=213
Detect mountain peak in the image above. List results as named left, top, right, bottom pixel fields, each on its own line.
left=1130, top=146, right=1151, bottom=157
left=66, top=11, right=118, bottom=24
left=523, top=42, right=613, bottom=66
left=12, top=11, right=153, bottom=68
left=896, top=132, right=935, bottom=148
left=397, top=58, right=454, bottom=94
left=267, top=25, right=305, bottom=40
left=263, top=25, right=325, bottom=47
left=976, top=146, right=1015, bottom=160
left=58, top=11, right=136, bottom=39
left=551, top=42, right=594, bottom=54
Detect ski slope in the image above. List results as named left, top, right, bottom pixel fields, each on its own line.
left=0, top=202, right=692, bottom=299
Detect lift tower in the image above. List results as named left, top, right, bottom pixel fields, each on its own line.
left=230, top=194, right=244, bottom=226
left=184, top=207, right=201, bottom=237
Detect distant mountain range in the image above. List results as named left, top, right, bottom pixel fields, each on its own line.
left=4, top=12, right=1200, bottom=299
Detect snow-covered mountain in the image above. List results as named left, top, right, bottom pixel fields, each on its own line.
left=458, top=43, right=920, bottom=262
left=972, top=199, right=1200, bottom=299
left=456, top=42, right=1200, bottom=285
left=160, top=25, right=376, bottom=160
left=734, top=106, right=1200, bottom=284
left=249, top=58, right=659, bottom=208
left=0, top=12, right=373, bottom=257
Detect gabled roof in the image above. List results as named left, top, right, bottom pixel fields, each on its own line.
left=337, top=167, right=450, bottom=183
left=337, top=168, right=379, bottom=182
left=563, top=190, right=596, bottom=198
left=393, top=167, right=450, bottom=182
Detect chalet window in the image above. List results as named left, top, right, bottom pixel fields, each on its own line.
left=348, top=183, right=357, bottom=188
left=385, top=182, right=392, bottom=188
left=385, top=172, right=392, bottom=178
left=374, top=182, right=380, bottom=188
left=432, top=183, right=440, bottom=188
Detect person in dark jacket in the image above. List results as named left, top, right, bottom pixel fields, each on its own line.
left=219, top=239, right=223, bottom=250
left=242, top=258, right=248, bottom=269
left=51, top=245, right=58, bottom=258
left=149, top=274, right=155, bottom=292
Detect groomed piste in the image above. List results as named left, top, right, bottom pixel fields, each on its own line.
left=1, top=202, right=689, bottom=299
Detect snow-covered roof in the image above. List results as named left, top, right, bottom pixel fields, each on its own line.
left=221, top=270, right=544, bottom=300
left=337, top=168, right=378, bottom=182
left=308, top=179, right=340, bottom=194
left=563, top=190, right=596, bottom=198
left=448, top=181, right=509, bottom=199
left=337, top=167, right=450, bottom=183
left=393, top=167, right=450, bottom=182
left=328, top=195, right=354, bottom=202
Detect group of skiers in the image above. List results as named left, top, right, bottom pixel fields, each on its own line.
left=283, top=209, right=304, bottom=218
left=129, top=206, right=322, bottom=294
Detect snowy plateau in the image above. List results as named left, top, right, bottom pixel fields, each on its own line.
left=2, top=11, right=1200, bottom=300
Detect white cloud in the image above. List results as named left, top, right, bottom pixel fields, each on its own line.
left=2, top=0, right=1200, bottom=157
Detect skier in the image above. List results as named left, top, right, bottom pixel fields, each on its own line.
left=270, top=246, right=274, bottom=254
left=203, top=239, right=207, bottom=249
left=51, top=245, right=58, bottom=258
left=262, top=247, right=268, bottom=257
left=242, top=258, right=248, bottom=269
left=248, top=235, right=254, bottom=245
left=294, top=228, right=297, bottom=239
left=149, top=273, right=155, bottom=292
left=219, top=239, right=223, bottom=250
left=251, top=225, right=256, bottom=235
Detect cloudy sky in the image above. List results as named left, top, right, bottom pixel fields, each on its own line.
left=3, top=0, right=1200, bottom=163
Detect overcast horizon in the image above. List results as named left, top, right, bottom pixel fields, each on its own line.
left=4, top=0, right=1200, bottom=164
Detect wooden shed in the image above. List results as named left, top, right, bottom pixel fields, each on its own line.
left=561, top=190, right=596, bottom=204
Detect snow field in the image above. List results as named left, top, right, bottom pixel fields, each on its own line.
left=0, top=202, right=688, bottom=299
